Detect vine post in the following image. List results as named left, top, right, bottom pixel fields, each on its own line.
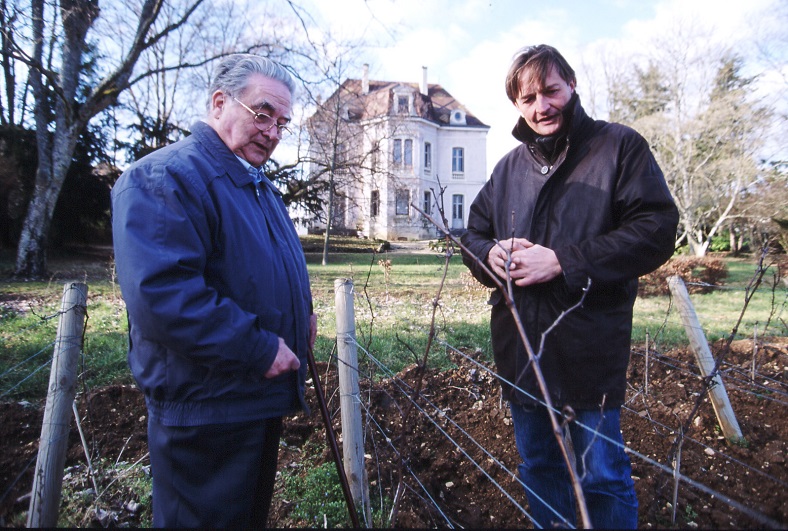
left=334, top=278, right=372, bottom=525
left=667, top=276, right=743, bottom=442
left=27, top=282, right=88, bottom=528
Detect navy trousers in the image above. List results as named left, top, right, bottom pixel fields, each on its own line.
left=147, top=416, right=283, bottom=528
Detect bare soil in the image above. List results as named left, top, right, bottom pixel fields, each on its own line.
left=1, top=338, right=786, bottom=528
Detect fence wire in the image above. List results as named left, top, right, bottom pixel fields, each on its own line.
left=2, top=258, right=787, bottom=528
left=310, top=257, right=788, bottom=529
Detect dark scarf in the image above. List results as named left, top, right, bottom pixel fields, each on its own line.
left=513, top=92, right=578, bottom=164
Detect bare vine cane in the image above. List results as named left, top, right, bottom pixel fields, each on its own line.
left=306, top=346, right=362, bottom=528
left=388, top=215, right=454, bottom=526
left=412, top=203, right=593, bottom=529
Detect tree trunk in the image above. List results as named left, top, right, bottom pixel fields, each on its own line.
left=14, top=0, right=97, bottom=278
left=322, top=173, right=335, bottom=266
left=729, top=223, right=738, bottom=255
left=14, top=156, right=76, bottom=279
left=14, top=185, right=57, bottom=278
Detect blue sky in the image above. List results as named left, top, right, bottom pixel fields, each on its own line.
left=300, top=0, right=785, bottom=173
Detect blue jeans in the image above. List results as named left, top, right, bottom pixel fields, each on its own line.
left=509, top=402, right=638, bottom=529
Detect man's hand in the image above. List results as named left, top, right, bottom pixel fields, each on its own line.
left=486, top=238, right=562, bottom=286
left=509, top=245, right=562, bottom=286
left=265, top=338, right=301, bottom=378
left=486, top=237, right=532, bottom=279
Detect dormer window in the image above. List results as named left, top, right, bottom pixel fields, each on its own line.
left=450, top=109, right=467, bottom=125
left=393, top=88, right=413, bottom=115
left=397, top=96, right=409, bottom=114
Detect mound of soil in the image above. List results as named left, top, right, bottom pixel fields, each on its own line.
left=1, top=339, right=786, bottom=528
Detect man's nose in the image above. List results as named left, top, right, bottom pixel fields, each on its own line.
left=534, top=94, right=551, bottom=113
left=260, top=126, right=280, bottom=141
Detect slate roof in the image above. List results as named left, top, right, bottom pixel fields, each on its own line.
left=332, top=78, right=489, bottom=128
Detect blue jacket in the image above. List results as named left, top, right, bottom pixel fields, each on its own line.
left=112, top=121, right=312, bottom=426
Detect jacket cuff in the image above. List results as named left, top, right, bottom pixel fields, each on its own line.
left=554, top=245, right=587, bottom=290
left=255, top=331, right=281, bottom=375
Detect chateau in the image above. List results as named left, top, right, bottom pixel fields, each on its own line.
left=306, top=66, right=489, bottom=241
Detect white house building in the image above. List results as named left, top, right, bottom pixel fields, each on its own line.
left=307, top=66, right=489, bottom=241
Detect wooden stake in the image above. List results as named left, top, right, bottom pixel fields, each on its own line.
left=334, top=278, right=372, bottom=525
left=27, top=283, right=88, bottom=528
left=667, top=276, right=743, bottom=443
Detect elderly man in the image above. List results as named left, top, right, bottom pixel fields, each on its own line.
left=462, top=45, right=678, bottom=528
left=112, top=54, right=316, bottom=528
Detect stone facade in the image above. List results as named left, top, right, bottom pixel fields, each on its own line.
left=307, top=67, right=489, bottom=241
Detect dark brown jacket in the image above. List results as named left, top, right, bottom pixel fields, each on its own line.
left=461, top=96, right=678, bottom=409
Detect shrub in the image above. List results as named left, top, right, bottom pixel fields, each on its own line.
left=638, top=256, right=728, bottom=297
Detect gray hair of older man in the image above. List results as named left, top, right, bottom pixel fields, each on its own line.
left=207, top=54, right=296, bottom=110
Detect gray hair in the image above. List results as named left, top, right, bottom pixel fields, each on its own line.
left=208, top=54, right=296, bottom=109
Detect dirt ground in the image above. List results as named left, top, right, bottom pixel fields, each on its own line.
left=1, top=338, right=786, bottom=528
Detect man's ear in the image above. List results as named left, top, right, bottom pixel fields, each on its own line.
left=210, top=91, right=226, bottom=118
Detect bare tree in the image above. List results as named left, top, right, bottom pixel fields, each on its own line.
left=6, top=0, right=205, bottom=277
left=605, top=25, right=773, bottom=256
left=5, top=0, right=316, bottom=278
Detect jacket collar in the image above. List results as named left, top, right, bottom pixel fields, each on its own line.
left=189, top=121, right=255, bottom=188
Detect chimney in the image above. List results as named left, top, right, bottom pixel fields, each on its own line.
left=362, top=63, right=369, bottom=94
left=420, top=66, right=428, bottom=95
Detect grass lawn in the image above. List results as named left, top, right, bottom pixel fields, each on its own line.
left=1, top=243, right=786, bottom=402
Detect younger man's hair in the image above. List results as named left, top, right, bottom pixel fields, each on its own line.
left=505, top=45, right=576, bottom=102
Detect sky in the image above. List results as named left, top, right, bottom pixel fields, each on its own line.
left=299, top=0, right=786, bottom=174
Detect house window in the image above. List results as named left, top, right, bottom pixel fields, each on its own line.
left=452, top=147, right=464, bottom=172
left=393, top=139, right=402, bottom=165
left=395, top=188, right=410, bottom=215
left=423, top=190, right=431, bottom=216
left=332, top=193, right=346, bottom=228
left=370, top=190, right=380, bottom=217
left=424, top=142, right=432, bottom=172
left=393, top=138, right=413, bottom=167
left=397, top=95, right=409, bottom=114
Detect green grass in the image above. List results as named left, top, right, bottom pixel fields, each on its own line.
left=1, top=245, right=786, bottom=402
left=2, top=244, right=786, bottom=528
left=633, top=256, right=788, bottom=350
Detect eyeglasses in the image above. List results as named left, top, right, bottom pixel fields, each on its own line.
left=233, top=97, right=292, bottom=138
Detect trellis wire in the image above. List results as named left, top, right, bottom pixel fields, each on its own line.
left=436, top=337, right=784, bottom=528
left=355, top=394, right=455, bottom=528
left=329, top=320, right=786, bottom=528
left=351, top=338, right=546, bottom=527
left=319, top=265, right=787, bottom=528
left=630, top=348, right=788, bottom=407
left=0, top=357, right=54, bottom=400
left=619, top=403, right=788, bottom=489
